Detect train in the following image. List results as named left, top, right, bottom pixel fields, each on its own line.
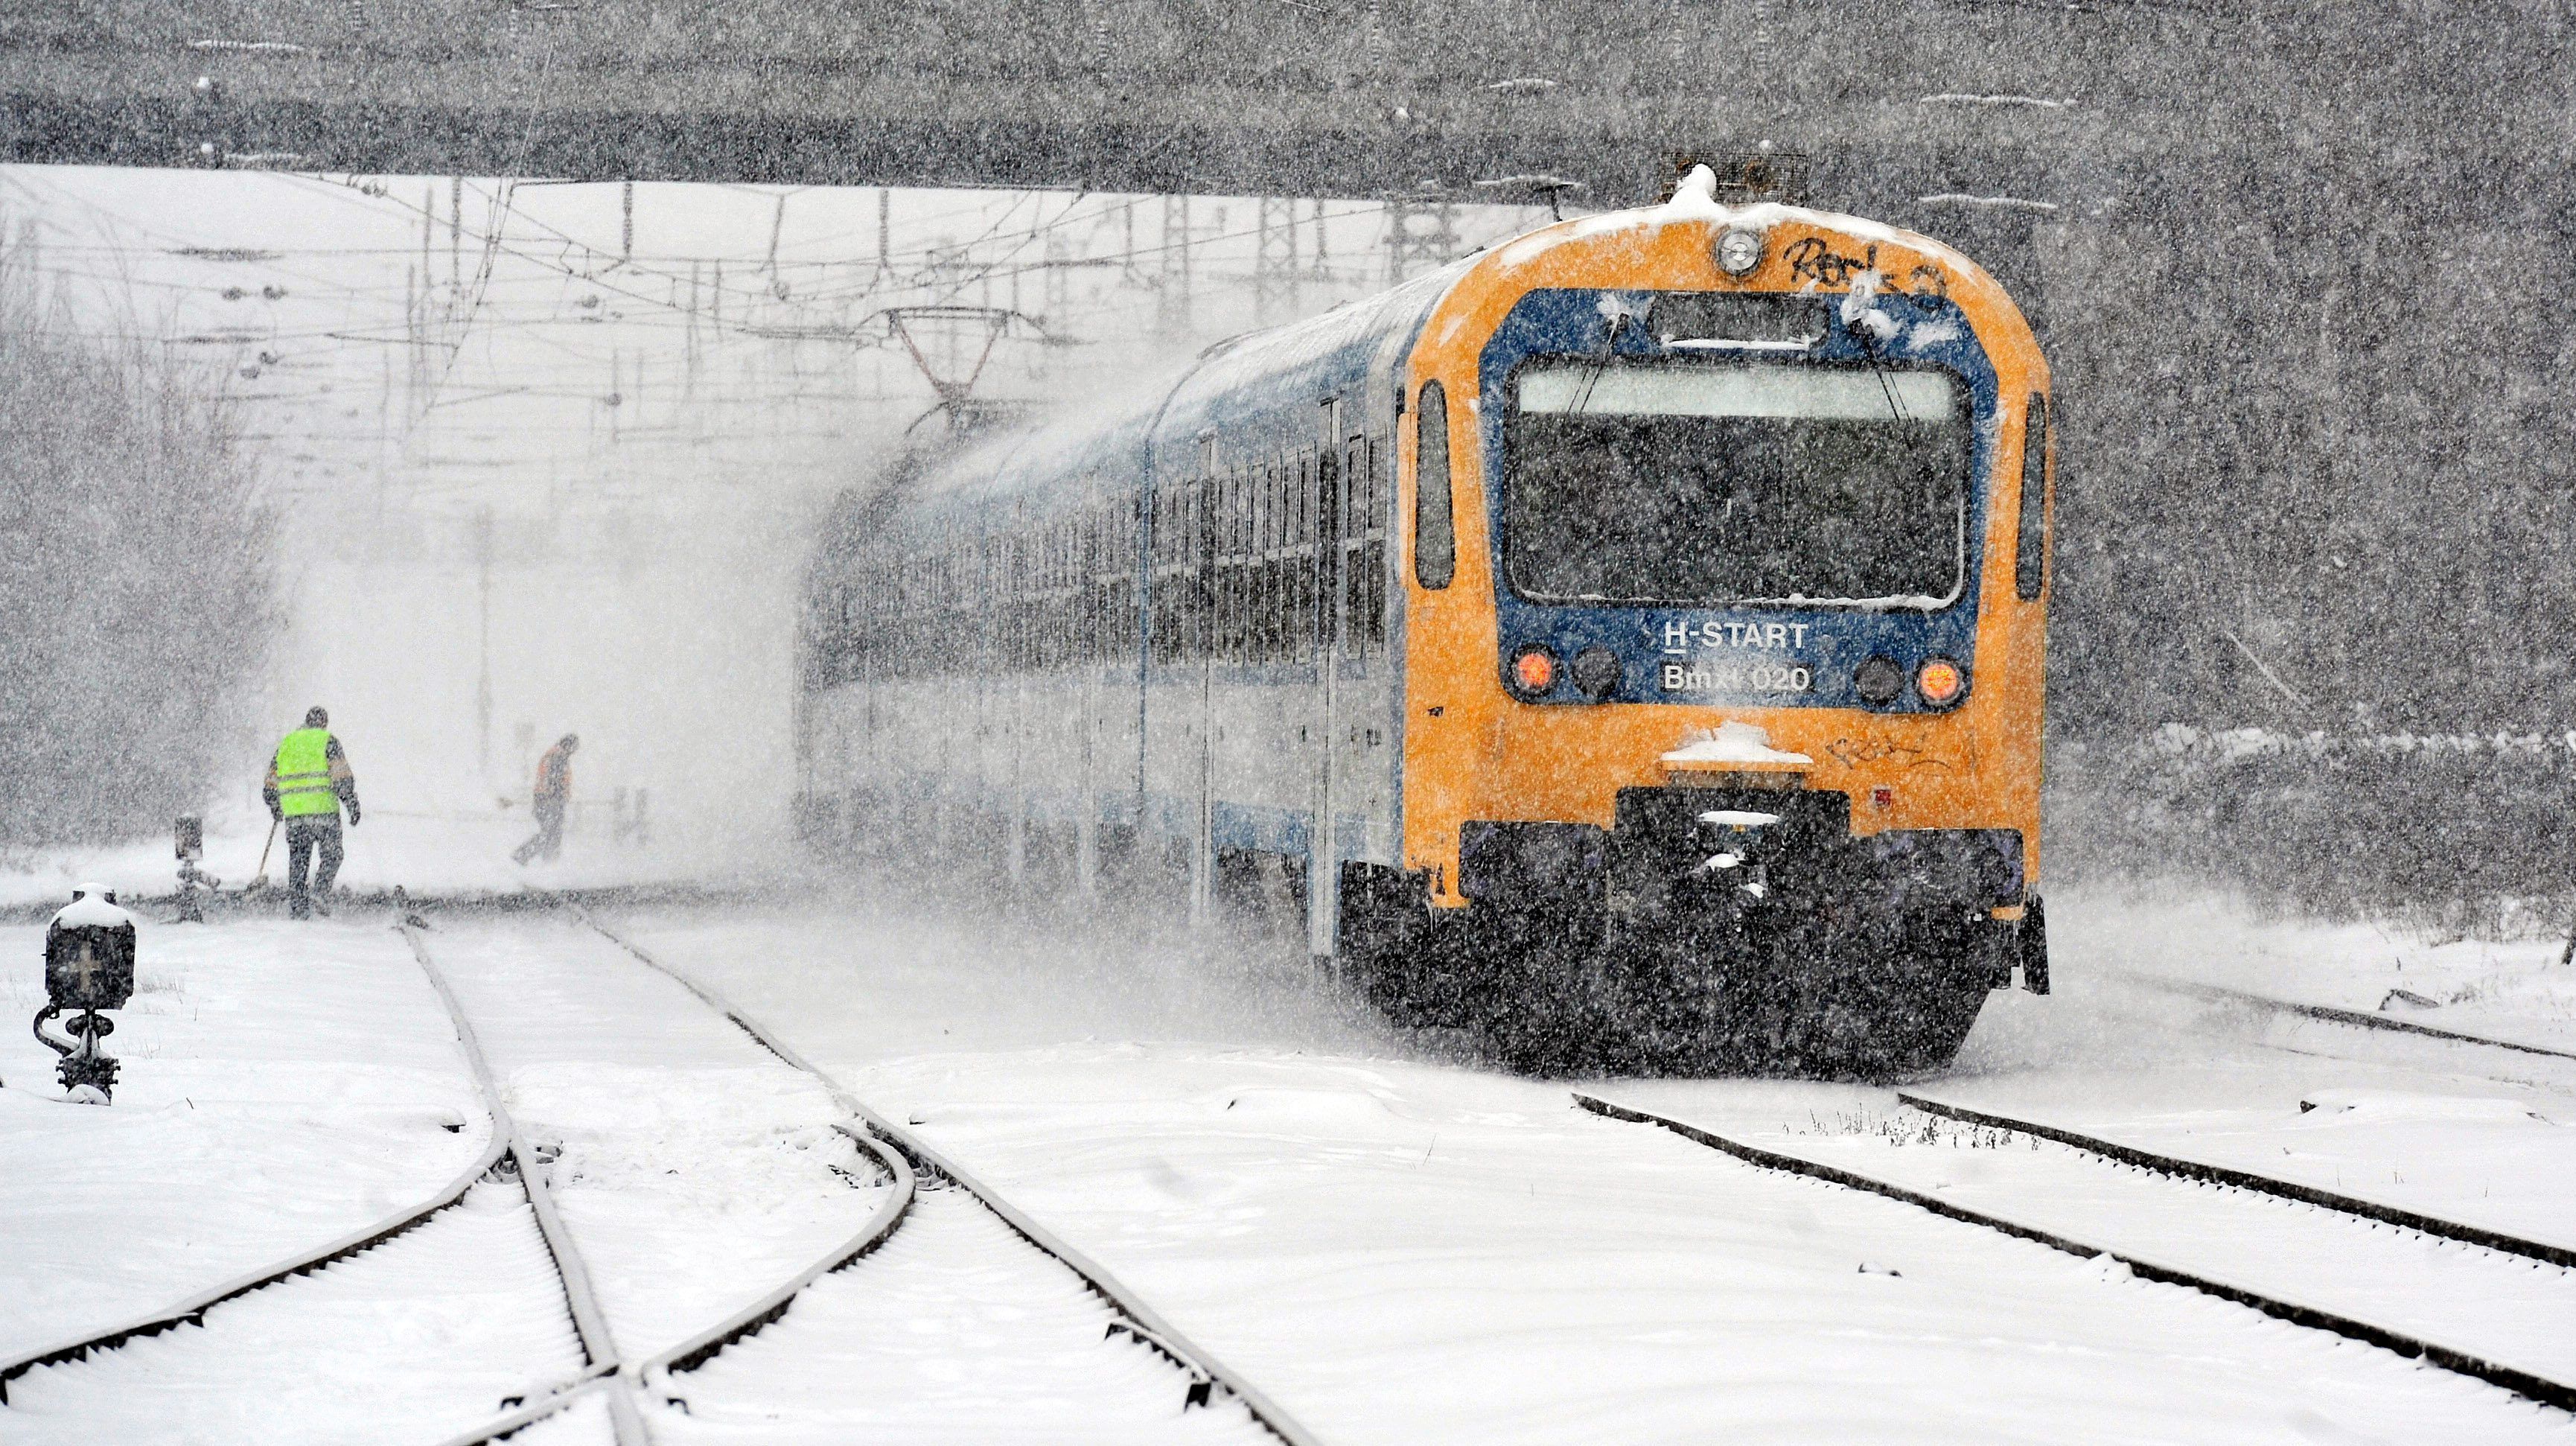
left=796, top=165, right=2053, bottom=1076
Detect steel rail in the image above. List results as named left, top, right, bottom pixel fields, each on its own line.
left=401, top=924, right=651, bottom=1446
left=430, top=1129, right=911, bottom=1446
left=1573, top=1090, right=2576, bottom=1416
left=407, top=940, right=916, bottom=1446
left=1896, top=1090, right=2576, bottom=1270
left=3, top=920, right=914, bottom=1445
left=421, top=1374, right=616, bottom=1446
left=558, top=895, right=1322, bottom=1446
left=632, top=1124, right=915, bottom=1398
left=2117, top=971, right=2576, bottom=1064
left=0, top=1134, right=508, bottom=1405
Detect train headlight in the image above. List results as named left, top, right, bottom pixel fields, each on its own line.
left=1854, top=655, right=1904, bottom=705
left=1508, top=645, right=1559, bottom=698
left=1916, top=657, right=1967, bottom=707
left=1713, top=227, right=1767, bottom=277
left=1571, top=646, right=1622, bottom=701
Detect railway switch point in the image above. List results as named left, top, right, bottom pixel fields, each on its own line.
left=36, top=885, right=138, bottom=1102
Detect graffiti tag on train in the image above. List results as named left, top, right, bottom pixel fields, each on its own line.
left=1825, top=734, right=1953, bottom=771
left=1785, top=237, right=1878, bottom=287
left=1785, top=239, right=1951, bottom=303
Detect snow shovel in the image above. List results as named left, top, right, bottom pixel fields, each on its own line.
left=245, top=821, right=278, bottom=893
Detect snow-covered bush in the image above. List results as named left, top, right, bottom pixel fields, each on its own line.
left=2057, top=727, right=2576, bottom=935
left=0, top=240, right=275, bottom=849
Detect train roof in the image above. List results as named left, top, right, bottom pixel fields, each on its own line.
left=883, top=256, right=1471, bottom=529
left=851, top=167, right=2021, bottom=539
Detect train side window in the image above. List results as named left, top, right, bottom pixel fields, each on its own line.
left=1364, top=434, right=1387, bottom=648
left=1237, top=465, right=1253, bottom=662
left=1236, top=469, right=1257, bottom=660
left=1196, top=477, right=1211, bottom=661
left=1256, top=465, right=1268, bottom=659
left=1414, top=380, right=1455, bottom=590
left=2016, top=392, right=2051, bottom=602
left=1341, top=434, right=1380, bottom=656
left=1314, top=446, right=1339, bottom=649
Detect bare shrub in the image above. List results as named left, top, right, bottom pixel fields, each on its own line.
left=0, top=238, right=275, bottom=849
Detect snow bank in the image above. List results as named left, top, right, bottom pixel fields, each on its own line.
left=1698, top=809, right=1782, bottom=828
left=0, top=920, right=489, bottom=1360
left=50, top=891, right=136, bottom=929
left=1660, top=721, right=1811, bottom=766
left=1495, top=164, right=1985, bottom=284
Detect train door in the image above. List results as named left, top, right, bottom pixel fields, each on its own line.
left=1336, top=429, right=1386, bottom=866
left=1308, top=398, right=1345, bottom=961
left=1190, top=437, right=1218, bottom=925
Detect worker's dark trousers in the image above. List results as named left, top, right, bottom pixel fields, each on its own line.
left=513, top=807, right=565, bottom=865
left=284, top=815, right=345, bottom=919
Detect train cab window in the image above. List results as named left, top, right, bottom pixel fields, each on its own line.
left=2016, top=392, right=2050, bottom=602
left=1414, top=380, right=1455, bottom=590
left=1505, top=359, right=1971, bottom=607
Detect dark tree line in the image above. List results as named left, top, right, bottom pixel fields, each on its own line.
left=0, top=243, right=275, bottom=850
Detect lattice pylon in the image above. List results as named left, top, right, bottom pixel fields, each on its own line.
left=1384, top=200, right=1458, bottom=283
left=1253, top=197, right=1300, bottom=323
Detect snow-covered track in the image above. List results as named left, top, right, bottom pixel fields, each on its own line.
left=2119, top=972, right=2576, bottom=1066
left=0, top=1136, right=508, bottom=1406
left=401, top=924, right=653, bottom=1445
left=558, top=895, right=1323, bottom=1446
left=628, top=1120, right=916, bottom=1388
left=1573, top=1090, right=2576, bottom=1415
left=1896, top=1089, right=2576, bottom=1269
left=404, top=923, right=921, bottom=1445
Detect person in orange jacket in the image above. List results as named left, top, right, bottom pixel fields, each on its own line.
left=512, top=733, right=578, bottom=864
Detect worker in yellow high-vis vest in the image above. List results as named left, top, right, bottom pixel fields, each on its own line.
left=261, top=705, right=362, bottom=920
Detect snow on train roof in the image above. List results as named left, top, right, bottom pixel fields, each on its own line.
left=893, top=258, right=1476, bottom=525
left=1161, top=259, right=1471, bottom=415
left=876, top=168, right=1995, bottom=533
left=1493, top=165, right=1990, bottom=288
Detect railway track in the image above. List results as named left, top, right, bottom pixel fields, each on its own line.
left=3, top=900, right=1297, bottom=1442
left=0, top=921, right=916, bottom=1445
left=2112, top=971, right=2576, bottom=1086
left=1575, top=1089, right=2576, bottom=1415
left=406, top=924, right=919, bottom=1446
left=1896, top=1089, right=2576, bottom=1268
left=552, top=894, right=1318, bottom=1446
left=0, top=1134, right=515, bottom=1409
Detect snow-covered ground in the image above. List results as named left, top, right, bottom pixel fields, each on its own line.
left=1596, top=1079, right=2576, bottom=1392
left=656, top=1186, right=1269, bottom=1445
left=608, top=891, right=2576, bottom=1442
left=418, top=916, right=881, bottom=1361
left=2054, top=882, right=2576, bottom=1052
left=0, top=916, right=489, bottom=1359
left=4, top=1178, right=584, bottom=1444
left=11, top=879, right=2576, bottom=1441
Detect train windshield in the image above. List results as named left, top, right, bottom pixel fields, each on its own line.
left=1505, top=359, right=1971, bottom=608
